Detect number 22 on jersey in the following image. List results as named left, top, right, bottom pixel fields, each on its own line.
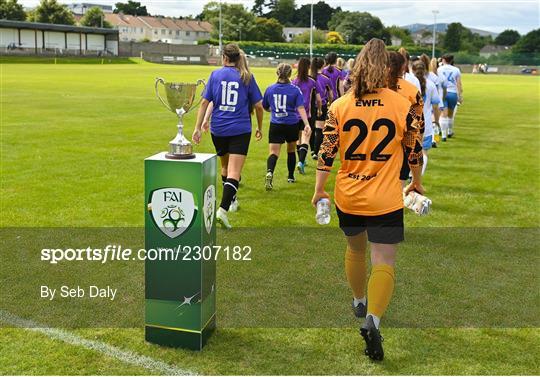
left=343, top=118, right=396, bottom=161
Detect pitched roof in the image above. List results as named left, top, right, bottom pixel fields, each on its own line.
left=189, top=20, right=212, bottom=32
left=102, top=15, right=212, bottom=32
left=158, top=17, right=181, bottom=30
left=138, top=16, right=165, bottom=28
left=105, top=13, right=129, bottom=26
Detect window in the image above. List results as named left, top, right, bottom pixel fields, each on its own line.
left=168, top=30, right=172, bottom=35
left=161, top=29, right=165, bottom=35
left=154, top=30, right=157, bottom=34
left=186, top=31, right=190, bottom=36
left=140, top=28, right=143, bottom=33
left=176, top=30, right=180, bottom=36
left=196, top=31, right=199, bottom=36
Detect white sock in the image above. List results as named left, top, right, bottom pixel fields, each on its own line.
left=367, top=313, right=380, bottom=329
left=448, top=118, right=454, bottom=134
left=440, top=117, right=448, bottom=138
left=353, top=297, right=366, bottom=306
left=421, top=153, right=428, bottom=175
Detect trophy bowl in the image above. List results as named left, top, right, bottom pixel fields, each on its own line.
left=155, top=77, right=206, bottom=159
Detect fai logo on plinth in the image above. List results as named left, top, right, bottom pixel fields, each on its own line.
left=203, top=185, right=216, bottom=234
left=148, top=188, right=196, bottom=238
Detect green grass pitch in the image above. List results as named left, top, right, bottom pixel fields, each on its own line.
left=1, top=60, right=539, bottom=375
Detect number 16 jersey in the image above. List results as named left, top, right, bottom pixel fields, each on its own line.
left=203, top=66, right=263, bottom=137
left=317, top=88, right=424, bottom=216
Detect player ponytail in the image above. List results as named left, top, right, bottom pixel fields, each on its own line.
left=223, top=43, right=252, bottom=86
left=337, top=57, right=345, bottom=70
left=412, top=60, right=427, bottom=97
left=430, top=57, right=439, bottom=74
left=420, top=54, right=431, bottom=75
left=398, top=47, right=410, bottom=74
left=296, top=57, right=310, bottom=82
left=324, top=52, right=337, bottom=73
left=310, top=57, right=324, bottom=80
left=276, top=63, right=292, bottom=83
left=350, top=38, right=388, bottom=100
left=388, top=51, right=405, bottom=91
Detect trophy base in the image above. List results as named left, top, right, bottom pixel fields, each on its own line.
left=165, top=153, right=196, bottom=160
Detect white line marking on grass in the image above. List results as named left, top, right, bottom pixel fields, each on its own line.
left=0, top=310, right=196, bottom=376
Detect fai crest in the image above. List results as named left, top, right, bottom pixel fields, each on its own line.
left=203, top=185, right=216, bottom=234
left=148, top=188, right=196, bottom=238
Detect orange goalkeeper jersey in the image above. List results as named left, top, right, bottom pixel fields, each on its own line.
left=317, top=88, right=424, bottom=216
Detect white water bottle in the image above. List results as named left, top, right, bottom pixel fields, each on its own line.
left=316, top=198, right=331, bottom=225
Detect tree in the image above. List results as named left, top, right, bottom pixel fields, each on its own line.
left=494, top=29, right=520, bottom=46
left=326, top=31, right=344, bottom=44
left=252, top=17, right=284, bottom=42
left=513, top=29, right=540, bottom=53
left=293, top=1, right=340, bottom=29
left=0, top=0, right=26, bottom=21
left=328, top=11, right=389, bottom=45
left=80, top=6, right=112, bottom=28
left=201, top=2, right=257, bottom=41
left=385, top=25, right=414, bottom=45
left=291, top=29, right=325, bottom=44
left=269, top=0, right=295, bottom=26
left=113, top=1, right=148, bottom=16
left=31, top=0, right=75, bottom=25
left=251, top=0, right=266, bottom=16
left=443, top=22, right=464, bottom=52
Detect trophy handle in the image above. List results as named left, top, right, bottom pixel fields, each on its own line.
left=190, top=79, right=207, bottom=111
left=155, top=77, right=172, bottom=112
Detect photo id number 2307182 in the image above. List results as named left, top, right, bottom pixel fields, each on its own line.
left=182, top=245, right=252, bottom=261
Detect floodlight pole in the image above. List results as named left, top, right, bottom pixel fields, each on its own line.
left=309, top=0, right=313, bottom=59
left=432, top=10, right=439, bottom=59
left=218, top=0, right=222, bottom=55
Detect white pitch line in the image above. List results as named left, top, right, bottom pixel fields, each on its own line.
left=0, top=310, right=196, bottom=376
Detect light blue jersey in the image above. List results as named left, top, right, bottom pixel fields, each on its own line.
left=437, top=64, right=461, bottom=94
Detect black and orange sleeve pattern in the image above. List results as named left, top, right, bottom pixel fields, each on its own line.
left=403, top=102, right=424, bottom=167
left=317, top=107, right=339, bottom=172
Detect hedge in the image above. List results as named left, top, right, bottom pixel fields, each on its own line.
left=199, top=39, right=439, bottom=59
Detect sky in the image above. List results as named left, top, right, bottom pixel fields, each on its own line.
left=19, top=0, right=540, bottom=34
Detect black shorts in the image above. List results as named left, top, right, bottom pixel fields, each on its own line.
left=316, top=104, right=328, bottom=121
left=399, top=148, right=410, bottom=180
left=297, top=120, right=308, bottom=131
left=269, top=122, right=299, bottom=144
left=336, top=206, right=404, bottom=244
left=211, top=132, right=251, bottom=156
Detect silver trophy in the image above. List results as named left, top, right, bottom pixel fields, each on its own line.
left=155, top=77, right=206, bottom=159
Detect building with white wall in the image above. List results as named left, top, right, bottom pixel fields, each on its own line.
left=67, top=3, right=113, bottom=15
left=104, top=14, right=212, bottom=44
left=282, top=27, right=312, bottom=42
left=0, top=20, right=119, bottom=55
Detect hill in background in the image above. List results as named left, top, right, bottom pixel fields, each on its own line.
left=402, top=23, right=499, bottom=37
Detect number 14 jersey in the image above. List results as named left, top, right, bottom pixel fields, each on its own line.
left=317, top=88, right=424, bottom=216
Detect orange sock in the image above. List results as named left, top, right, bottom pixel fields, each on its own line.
left=345, top=246, right=367, bottom=299
left=367, top=264, right=395, bottom=318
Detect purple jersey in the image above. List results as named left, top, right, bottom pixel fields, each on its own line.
left=263, top=83, right=304, bottom=125
left=322, top=66, right=342, bottom=99
left=292, top=77, right=321, bottom=118
left=315, top=73, right=332, bottom=105
left=203, top=66, right=263, bottom=137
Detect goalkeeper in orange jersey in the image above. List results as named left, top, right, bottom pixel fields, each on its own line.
left=312, top=38, right=424, bottom=361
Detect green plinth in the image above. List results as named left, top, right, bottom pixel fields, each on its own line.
left=144, top=152, right=217, bottom=350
